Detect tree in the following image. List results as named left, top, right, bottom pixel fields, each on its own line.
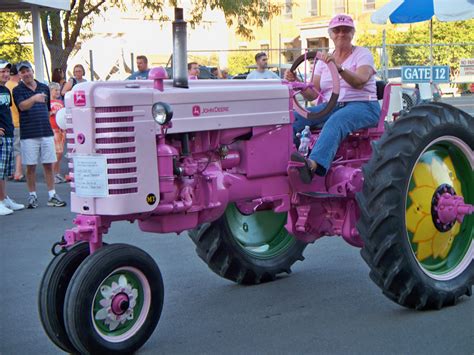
left=227, top=51, right=254, bottom=75
left=188, top=53, right=220, bottom=67
left=40, top=0, right=281, bottom=76
left=0, top=12, right=33, bottom=64
left=357, top=19, right=474, bottom=78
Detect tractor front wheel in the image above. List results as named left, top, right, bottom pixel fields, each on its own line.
left=63, top=244, right=164, bottom=353
left=357, top=102, right=473, bottom=309
left=38, top=242, right=90, bottom=353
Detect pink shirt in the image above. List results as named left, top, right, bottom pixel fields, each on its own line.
left=314, top=46, right=377, bottom=102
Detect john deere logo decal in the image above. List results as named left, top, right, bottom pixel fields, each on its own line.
left=192, top=105, right=201, bottom=116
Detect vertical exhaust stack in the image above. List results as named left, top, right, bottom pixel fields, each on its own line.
left=173, top=7, right=188, bottom=88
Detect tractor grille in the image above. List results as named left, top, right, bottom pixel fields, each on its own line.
left=67, top=106, right=139, bottom=195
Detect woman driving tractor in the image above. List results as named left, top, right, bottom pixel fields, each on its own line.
left=285, top=14, right=381, bottom=183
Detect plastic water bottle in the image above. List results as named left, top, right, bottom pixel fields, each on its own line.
left=298, top=125, right=311, bottom=157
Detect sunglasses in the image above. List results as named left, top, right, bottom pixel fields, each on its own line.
left=331, top=27, right=353, bottom=34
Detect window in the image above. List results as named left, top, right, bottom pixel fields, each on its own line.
left=284, top=0, right=292, bottom=18
left=283, top=43, right=296, bottom=62
left=334, top=0, right=346, bottom=14
left=307, top=38, right=329, bottom=51
left=309, top=0, right=319, bottom=16
left=364, top=0, right=375, bottom=11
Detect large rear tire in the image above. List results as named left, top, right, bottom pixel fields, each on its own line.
left=189, top=204, right=306, bottom=284
left=357, top=102, right=473, bottom=309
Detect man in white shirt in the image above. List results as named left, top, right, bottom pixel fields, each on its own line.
left=246, top=52, right=280, bottom=80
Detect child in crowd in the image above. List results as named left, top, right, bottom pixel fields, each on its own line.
left=48, top=82, right=66, bottom=183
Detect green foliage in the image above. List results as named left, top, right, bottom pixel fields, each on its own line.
left=0, top=12, right=33, bottom=64
left=188, top=53, right=220, bottom=67
left=227, top=51, right=254, bottom=75
left=357, top=19, right=474, bottom=77
left=186, top=0, right=281, bottom=39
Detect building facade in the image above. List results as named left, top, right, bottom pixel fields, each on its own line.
left=228, top=0, right=394, bottom=64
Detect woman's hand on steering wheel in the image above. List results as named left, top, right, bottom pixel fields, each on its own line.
left=284, top=69, right=297, bottom=82
left=319, top=52, right=336, bottom=65
left=289, top=51, right=340, bottom=121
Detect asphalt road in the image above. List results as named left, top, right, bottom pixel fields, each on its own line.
left=0, top=97, right=472, bottom=354
left=442, top=95, right=474, bottom=115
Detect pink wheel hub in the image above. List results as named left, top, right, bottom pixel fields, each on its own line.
left=437, top=193, right=474, bottom=225
left=111, top=293, right=130, bottom=315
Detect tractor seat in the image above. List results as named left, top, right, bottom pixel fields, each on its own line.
left=376, top=80, right=386, bottom=100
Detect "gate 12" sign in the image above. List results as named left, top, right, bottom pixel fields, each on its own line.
left=401, top=66, right=450, bottom=83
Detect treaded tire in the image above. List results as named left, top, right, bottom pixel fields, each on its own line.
left=189, top=204, right=306, bottom=285
left=64, top=244, right=164, bottom=354
left=38, top=242, right=90, bottom=353
left=357, top=102, right=473, bottom=310
left=402, top=93, right=414, bottom=110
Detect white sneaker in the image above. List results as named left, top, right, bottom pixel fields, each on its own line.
left=4, top=196, right=25, bottom=211
left=0, top=202, right=13, bottom=216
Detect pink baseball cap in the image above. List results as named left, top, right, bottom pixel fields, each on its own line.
left=328, top=14, right=355, bottom=29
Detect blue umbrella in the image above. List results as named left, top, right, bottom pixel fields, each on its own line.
left=371, top=0, right=474, bottom=24
left=371, top=0, right=474, bottom=78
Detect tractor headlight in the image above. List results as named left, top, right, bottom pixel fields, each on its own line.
left=152, top=102, right=173, bottom=125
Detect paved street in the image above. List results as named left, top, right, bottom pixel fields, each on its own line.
left=1, top=186, right=473, bottom=354
left=0, top=98, right=473, bottom=354
left=442, top=95, right=474, bottom=115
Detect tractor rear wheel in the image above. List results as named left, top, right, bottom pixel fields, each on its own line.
left=357, top=102, right=473, bottom=309
left=189, top=204, right=306, bottom=284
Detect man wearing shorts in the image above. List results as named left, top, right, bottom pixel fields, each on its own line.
left=12, top=61, right=66, bottom=208
left=0, top=60, right=25, bottom=216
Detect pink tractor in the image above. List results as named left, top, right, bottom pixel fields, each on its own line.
left=38, top=9, right=473, bottom=354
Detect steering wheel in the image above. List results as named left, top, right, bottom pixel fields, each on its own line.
left=289, top=51, right=340, bottom=120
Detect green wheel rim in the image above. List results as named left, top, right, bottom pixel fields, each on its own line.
left=405, top=137, right=473, bottom=279
left=225, top=204, right=296, bottom=259
left=92, top=267, right=150, bottom=341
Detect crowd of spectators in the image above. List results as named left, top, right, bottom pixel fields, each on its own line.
left=0, top=59, right=71, bottom=216
left=0, top=52, right=278, bottom=216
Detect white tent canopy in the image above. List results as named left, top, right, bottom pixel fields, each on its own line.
left=0, top=0, right=70, bottom=82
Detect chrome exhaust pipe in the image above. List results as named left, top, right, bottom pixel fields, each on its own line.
left=172, top=8, right=188, bottom=88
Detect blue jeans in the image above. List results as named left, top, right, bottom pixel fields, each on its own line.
left=293, top=101, right=381, bottom=175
